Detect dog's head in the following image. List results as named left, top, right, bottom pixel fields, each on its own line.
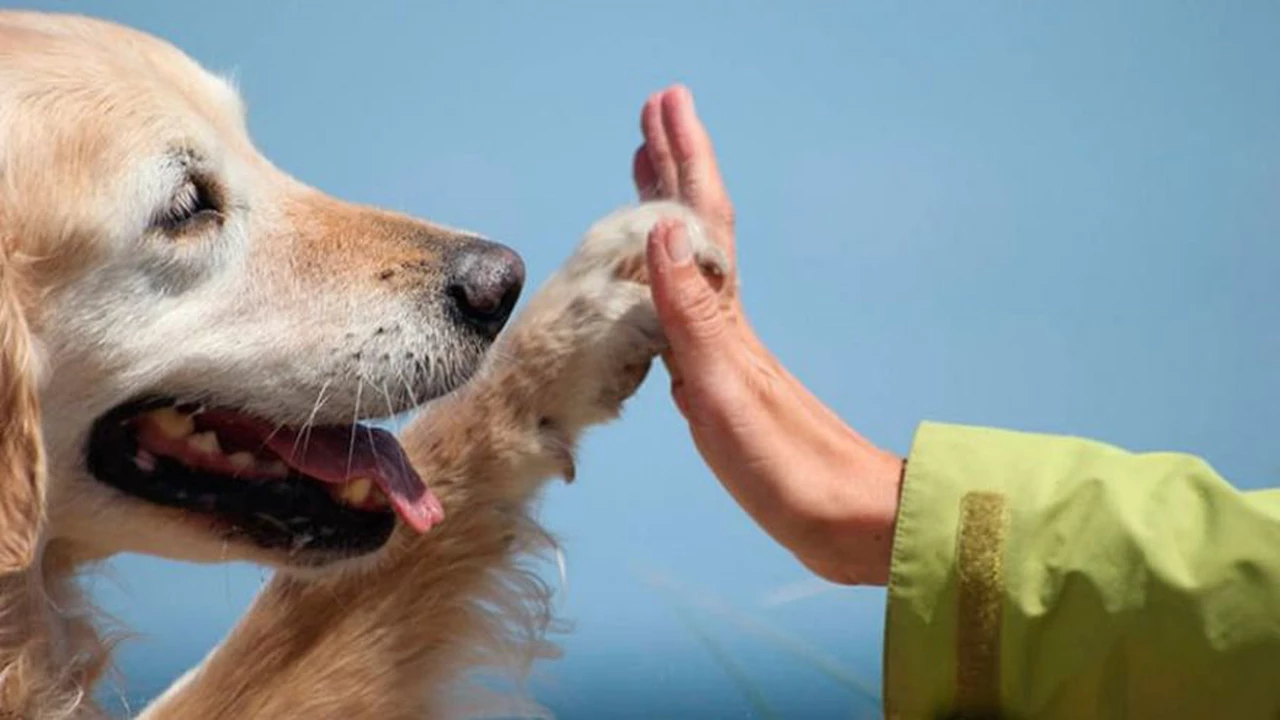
left=0, top=12, right=523, bottom=571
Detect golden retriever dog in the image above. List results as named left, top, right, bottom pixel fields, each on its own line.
left=0, top=11, right=725, bottom=719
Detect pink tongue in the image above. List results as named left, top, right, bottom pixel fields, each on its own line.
left=264, top=426, right=443, bottom=533
left=197, top=411, right=442, bottom=533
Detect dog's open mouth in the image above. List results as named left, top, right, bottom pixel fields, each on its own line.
left=86, top=399, right=443, bottom=556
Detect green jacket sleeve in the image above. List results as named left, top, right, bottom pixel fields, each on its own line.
left=885, top=422, right=1280, bottom=720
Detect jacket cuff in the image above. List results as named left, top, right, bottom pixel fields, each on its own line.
left=883, top=421, right=1041, bottom=718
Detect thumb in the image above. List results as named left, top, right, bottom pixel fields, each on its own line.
left=645, top=219, right=728, bottom=372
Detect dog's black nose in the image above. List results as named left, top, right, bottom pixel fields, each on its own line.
left=447, top=240, right=525, bottom=339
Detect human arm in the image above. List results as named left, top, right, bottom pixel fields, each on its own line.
left=637, top=85, right=1280, bottom=718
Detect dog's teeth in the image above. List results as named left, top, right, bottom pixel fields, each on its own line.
left=339, top=478, right=373, bottom=506
left=368, top=485, right=390, bottom=508
left=253, top=513, right=289, bottom=532
left=188, top=431, right=221, bottom=455
left=134, top=450, right=156, bottom=472
left=228, top=452, right=255, bottom=470
left=262, top=460, right=288, bottom=477
left=151, top=407, right=194, bottom=439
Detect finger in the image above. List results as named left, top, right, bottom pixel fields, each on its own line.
left=641, top=91, right=679, bottom=198
left=662, top=351, right=694, bottom=420
left=645, top=219, right=730, bottom=373
left=660, top=86, right=735, bottom=245
left=660, top=349, right=683, bottom=385
left=633, top=145, right=660, bottom=201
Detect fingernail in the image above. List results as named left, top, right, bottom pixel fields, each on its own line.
left=663, top=224, right=692, bottom=265
left=682, top=86, right=696, bottom=112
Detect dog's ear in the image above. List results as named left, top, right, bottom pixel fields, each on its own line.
left=0, top=250, right=45, bottom=574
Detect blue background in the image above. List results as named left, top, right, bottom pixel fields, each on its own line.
left=14, top=2, right=1278, bottom=717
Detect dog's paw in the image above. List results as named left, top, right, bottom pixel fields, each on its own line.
left=558, top=201, right=729, bottom=287
left=501, top=201, right=727, bottom=469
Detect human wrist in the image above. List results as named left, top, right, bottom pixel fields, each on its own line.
left=792, top=422, right=904, bottom=587
left=853, top=444, right=905, bottom=585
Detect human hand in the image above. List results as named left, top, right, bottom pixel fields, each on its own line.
left=635, top=86, right=904, bottom=585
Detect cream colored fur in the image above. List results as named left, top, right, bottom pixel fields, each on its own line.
left=0, top=10, right=725, bottom=720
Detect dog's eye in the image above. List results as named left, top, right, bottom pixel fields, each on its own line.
left=157, top=174, right=223, bottom=234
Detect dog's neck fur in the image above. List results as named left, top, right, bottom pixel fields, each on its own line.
left=1, top=542, right=113, bottom=719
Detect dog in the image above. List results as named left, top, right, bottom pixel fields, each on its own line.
left=0, top=11, right=726, bottom=719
